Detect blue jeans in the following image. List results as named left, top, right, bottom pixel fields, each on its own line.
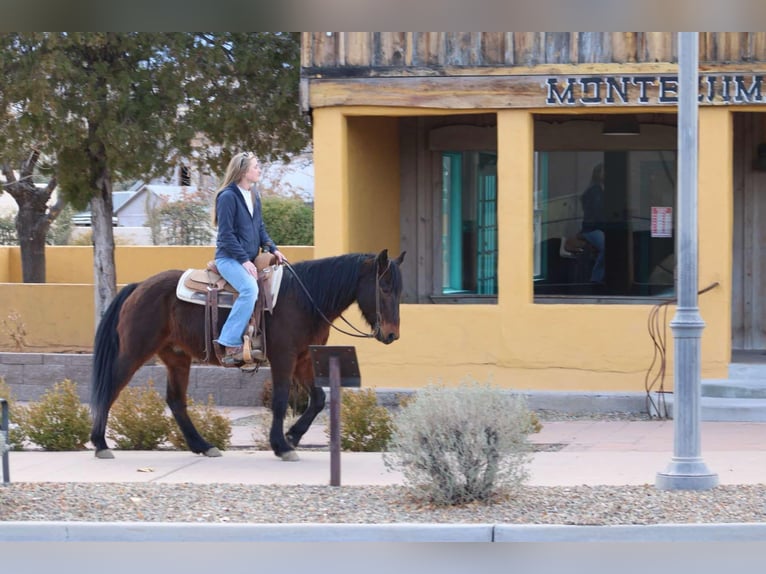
left=214, top=257, right=259, bottom=348
left=580, top=229, right=605, bottom=283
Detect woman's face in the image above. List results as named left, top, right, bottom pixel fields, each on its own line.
left=243, top=157, right=261, bottom=184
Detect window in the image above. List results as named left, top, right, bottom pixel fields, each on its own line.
left=533, top=114, right=677, bottom=299
left=440, top=151, right=498, bottom=296
left=179, top=165, right=191, bottom=186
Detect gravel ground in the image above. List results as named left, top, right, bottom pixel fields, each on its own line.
left=3, top=409, right=763, bottom=525
left=2, top=483, right=766, bottom=525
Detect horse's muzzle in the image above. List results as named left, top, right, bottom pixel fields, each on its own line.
left=376, top=328, right=399, bottom=345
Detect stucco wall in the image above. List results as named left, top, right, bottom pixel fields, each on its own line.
left=308, top=106, right=732, bottom=393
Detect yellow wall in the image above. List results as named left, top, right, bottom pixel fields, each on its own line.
left=311, top=105, right=734, bottom=392
left=347, top=116, right=401, bottom=254
left=0, top=247, right=9, bottom=282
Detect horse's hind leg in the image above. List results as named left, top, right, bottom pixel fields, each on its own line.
left=158, top=347, right=220, bottom=457
left=286, top=355, right=326, bottom=448
left=91, top=354, right=146, bottom=458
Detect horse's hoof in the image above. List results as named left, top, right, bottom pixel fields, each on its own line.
left=95, top=449, right=115, bottom=459
left=204, top=447, right=222, bottom=457
left=280, top=450, right=300, bottom=462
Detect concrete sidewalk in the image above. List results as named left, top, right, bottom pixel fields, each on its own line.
left=6, top=407, right=766, bottom=486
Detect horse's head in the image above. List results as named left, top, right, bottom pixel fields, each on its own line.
left=359, top=249, right=406, bottom=344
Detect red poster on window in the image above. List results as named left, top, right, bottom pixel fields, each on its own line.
left=651, top=206, right=673, bottom=238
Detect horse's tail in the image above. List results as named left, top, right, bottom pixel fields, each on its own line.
left=90, top=283, right=139, bottom=416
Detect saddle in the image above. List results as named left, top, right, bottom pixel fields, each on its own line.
left=176, top=253, right=283, bottom=368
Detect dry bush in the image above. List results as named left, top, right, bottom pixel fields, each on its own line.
left=384, top=380, right=535, bottom=506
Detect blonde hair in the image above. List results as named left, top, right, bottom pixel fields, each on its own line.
left=212, top=152, right=255, bottom=226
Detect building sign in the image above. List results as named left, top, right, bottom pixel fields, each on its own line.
left=546, top=74, right=764, bottom=106
left=651, top=207, right=673, bottom=238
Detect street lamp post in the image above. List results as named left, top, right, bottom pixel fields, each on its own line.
left=655, top=32, right=718, bottom=491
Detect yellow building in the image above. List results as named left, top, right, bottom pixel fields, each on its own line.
left=302, top=32, right=766, bottom=394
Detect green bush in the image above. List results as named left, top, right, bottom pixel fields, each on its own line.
left=46, top=204, right=75, bottom=245
left=261, top=379, right=310, bottom=417
left=0, top=215, right=17, bottom=245
left=261, top=196, right=313, bottom=245
left=167, top=395, right=232, bottom=451
left=20, top=379, right=91, bottom=451
left=0, top=377, right=27, bottom=450
left=383, top=380, right=535, bottom=506
left=107, top=380, right=171, bottom=450
left=326, top=388, right=393, bottom=452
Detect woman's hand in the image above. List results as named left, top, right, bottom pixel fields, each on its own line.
left=242, top=260, right=258, bottom=278
left=273, top=249, right=286, bottom=264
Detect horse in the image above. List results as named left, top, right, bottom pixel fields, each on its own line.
left=90, top=249, right=405, bottom=461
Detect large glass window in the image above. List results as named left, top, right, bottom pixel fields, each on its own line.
left=441, top=151, right=498, bottom=296
left=533, top=114, right=676, bottom=299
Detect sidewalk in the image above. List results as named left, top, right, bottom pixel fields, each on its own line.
left=6, top=407, right=766, bottom=486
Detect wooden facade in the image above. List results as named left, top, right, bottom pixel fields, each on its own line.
left=301, top=33, right=766, bottom=112
left=302, top=33, right=766, bottom=72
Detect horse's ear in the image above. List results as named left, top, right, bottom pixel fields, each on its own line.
left=376, top=249, right=389, bottom=269
left=394, top=251, right=406, bottom=265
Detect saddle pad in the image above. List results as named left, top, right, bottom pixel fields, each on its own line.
left=176, top=265, right=283, bottom=310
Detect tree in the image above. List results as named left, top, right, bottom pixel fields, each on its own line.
left=0, top=32, right=310, bottom=324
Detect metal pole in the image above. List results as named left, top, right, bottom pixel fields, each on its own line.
left=656, top=32, right=718, bottom=490
left=1, top=398, right=9, bottom=484
left=329, top=355, right=341, bottom=486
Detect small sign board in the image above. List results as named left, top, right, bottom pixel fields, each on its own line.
left=309, top=346, right=361, bottom=387
left=651, top=206, right=673, bottom=238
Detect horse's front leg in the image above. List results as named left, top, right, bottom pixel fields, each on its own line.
left=286, top=355, right=326, bottom=448
left=158, top=348, right=220, bottom=457
left=269, top=365, right=300, bottom=461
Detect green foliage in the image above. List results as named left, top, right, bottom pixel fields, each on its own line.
left=149, top=188, right=214, bottom=245
left=261, top=196, right=313, bottom=246
left=384, top=381, right=535, bottom=506
left=20, top=379, right=91, bottom=451
left=328, top=388, right=393, bottom=452
left=167, top=395, right=232, bottom=451
left=46, top=204, right=75, bottom=245
left=0, top=377, right=28, bottom=450
left=260, top=379, right=310, bottom=417
left=106, top=380, right=171, bottom=450
left=0, top=32, right=309, bottom=297
left=0, top=215, right=17, bottom=245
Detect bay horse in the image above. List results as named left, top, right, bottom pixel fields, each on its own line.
left=90, top=249, right=405, bottom=461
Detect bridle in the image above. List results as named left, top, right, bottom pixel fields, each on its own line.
left=282, top=258, right=392, bottom=340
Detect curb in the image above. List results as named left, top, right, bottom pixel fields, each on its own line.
left=4, top=521, right=766, bottom=542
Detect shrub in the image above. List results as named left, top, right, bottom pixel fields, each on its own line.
left=20, top=379, right=91, bottom=451
left=0, top=377, right=27, bottom=450
left=107, top=380, right=171, bottom=450
left=261, top=196, right=313, bottom=245
left=167, top=395, right=232, bottom=451
left=326, top=388, right=393, bottom=452
left=383, top=380, right=535, bottom=506
left=261, top=379, right=310, bottom=417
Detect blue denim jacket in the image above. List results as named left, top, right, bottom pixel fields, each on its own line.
left=214, top=183, right=277, bottom=263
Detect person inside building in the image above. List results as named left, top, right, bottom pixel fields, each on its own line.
left=579, top=162, right=606, bottom=285
left=212, top=151, right=285, bottom=366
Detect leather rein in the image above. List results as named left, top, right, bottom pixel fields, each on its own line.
left=283, top=258, right=391, bottom=340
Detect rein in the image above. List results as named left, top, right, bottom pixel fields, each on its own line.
left=283, top=258, right=390, bottom=340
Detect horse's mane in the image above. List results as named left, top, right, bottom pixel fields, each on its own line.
left=282, top=253, right=371, bottom=318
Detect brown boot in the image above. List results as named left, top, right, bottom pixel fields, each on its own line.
left=221, top=345, right=244, bottom=367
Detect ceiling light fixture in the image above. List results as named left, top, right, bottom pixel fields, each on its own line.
left=602, top=115, right=640, bottom=136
